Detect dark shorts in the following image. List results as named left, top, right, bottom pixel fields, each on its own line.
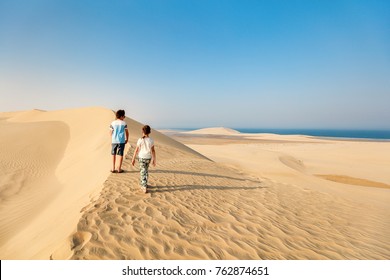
left=111, top=143, right=125, bottom=156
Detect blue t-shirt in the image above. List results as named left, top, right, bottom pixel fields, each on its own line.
left=110, top=119, right=128, bottom=144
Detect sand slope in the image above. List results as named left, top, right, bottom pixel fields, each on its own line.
left=0, top=107, right=116, bottom=259
left=167, top=128, right=390, bottom=259
left=64, top=128, right=389, bottom=260
left=1, top=111, right=389, bottom=260
left=0, top=107, right=207, bottom=259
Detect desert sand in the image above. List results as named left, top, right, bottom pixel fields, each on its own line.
left=0, top=108, right=389, bottom=260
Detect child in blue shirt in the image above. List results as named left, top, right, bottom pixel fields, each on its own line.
left=109, top=109, right=129, bottom=173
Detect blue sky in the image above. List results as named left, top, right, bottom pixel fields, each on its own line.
left=1, top=0, right=389, bottom=129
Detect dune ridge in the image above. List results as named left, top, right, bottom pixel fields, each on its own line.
left=1, top=111, right=389, bottom=260
left=62, top=127, right=389, bottom=260
left=0, top=107, right=116, bottom=259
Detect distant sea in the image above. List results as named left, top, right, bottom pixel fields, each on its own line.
left=235, top=129, right=390, bottom=140
left=174, top=128, right=390, bottom=140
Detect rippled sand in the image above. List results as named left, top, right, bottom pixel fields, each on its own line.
left=1, top=109, right=389, bottom=259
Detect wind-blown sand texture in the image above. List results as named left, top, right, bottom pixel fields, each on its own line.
left=1, top=108, right=389, bottom=259
left=0, top=107, right=115, bottom=259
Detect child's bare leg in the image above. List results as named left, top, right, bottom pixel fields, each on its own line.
left=117, top=156, right=123, bottom=172
left=112, top=155, right=116, bottom=172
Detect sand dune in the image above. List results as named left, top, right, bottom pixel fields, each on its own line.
left=60, top=126, right=390, bottom=260
left=167, top=128, right=390, bottom=259
left=0, top=107, right=207, bottom=259
left=184, top=127, right=240, bottom=135
left=0, top=107, right=116, bottom=259
left=1, top=111, right=389, bottom=260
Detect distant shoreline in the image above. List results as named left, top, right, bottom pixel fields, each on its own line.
left=160, top=128, right=390, bottom=141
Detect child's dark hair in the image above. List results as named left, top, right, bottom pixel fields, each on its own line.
left=116, top=109, right=125, bottom=119
left=142, top=125, right=151, bottom=137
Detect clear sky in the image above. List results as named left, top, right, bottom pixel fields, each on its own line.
left=1, top=0, right=389, bottom=129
